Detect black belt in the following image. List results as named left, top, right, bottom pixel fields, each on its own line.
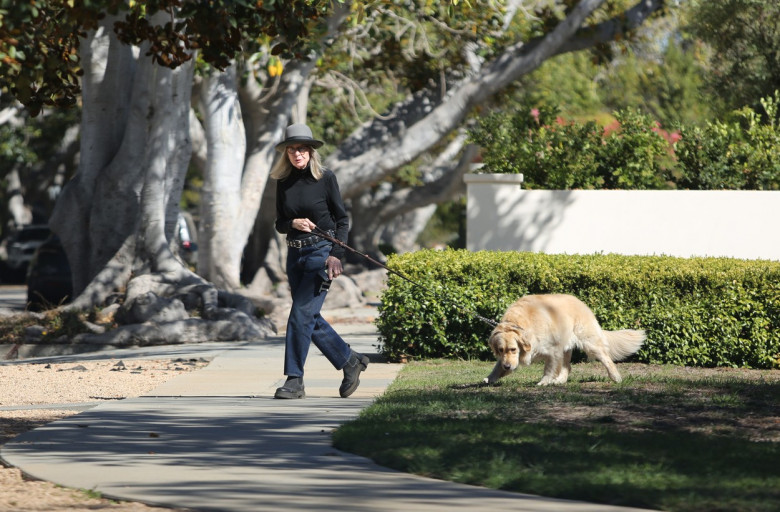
left=287, top=230, right=335, bottom=249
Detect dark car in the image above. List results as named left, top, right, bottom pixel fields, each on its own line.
left=26, top=235, right=73, bottom=311
left=3, top=224, right=52, bottom=283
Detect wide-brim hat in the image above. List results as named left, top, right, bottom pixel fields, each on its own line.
left=275, top=123, right=324, bottom=152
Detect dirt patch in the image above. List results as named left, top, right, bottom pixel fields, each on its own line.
left=1, top=357, right=207, bottom=511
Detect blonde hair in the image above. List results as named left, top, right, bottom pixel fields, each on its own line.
left=270, top=147, right=324, bottom=181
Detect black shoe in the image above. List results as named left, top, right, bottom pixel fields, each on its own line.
left=339, top=352, right=369, bottom=398
left=274, top=376, right=305, bottom=399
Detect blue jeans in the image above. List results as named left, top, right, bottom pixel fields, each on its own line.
left=284, top=240, right=351, bottom=377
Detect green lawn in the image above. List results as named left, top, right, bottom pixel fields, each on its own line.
left=334, top=360, right=780, bottom=512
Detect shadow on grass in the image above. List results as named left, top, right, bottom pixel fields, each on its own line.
left=334, top=363, right=780, bottom=512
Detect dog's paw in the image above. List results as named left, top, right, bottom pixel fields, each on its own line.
left=483, top=376, right=501, bottom=386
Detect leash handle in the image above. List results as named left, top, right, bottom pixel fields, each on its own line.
left=312, top=226, right=498, bottom=328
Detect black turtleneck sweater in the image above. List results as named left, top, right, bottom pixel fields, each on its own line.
left=275, top=166, right=349, bottom=260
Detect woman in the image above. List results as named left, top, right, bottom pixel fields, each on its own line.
left=270, top=123, right=369, bottom=399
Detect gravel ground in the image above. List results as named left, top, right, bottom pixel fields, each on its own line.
left=0, top=357, right=208, bottom=511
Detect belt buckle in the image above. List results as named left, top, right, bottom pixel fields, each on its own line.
left=288, top=231, right=329, bottom=249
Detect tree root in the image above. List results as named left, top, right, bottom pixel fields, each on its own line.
left=71, top=317, right=275, bottom=346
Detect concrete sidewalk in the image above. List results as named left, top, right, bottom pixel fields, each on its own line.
left=1, top=308, right=656, bottom=512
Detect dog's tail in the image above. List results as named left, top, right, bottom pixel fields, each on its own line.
left=604, top=329, right=646, bottom=361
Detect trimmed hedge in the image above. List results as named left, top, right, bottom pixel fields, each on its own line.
left=376, top=250, right=780, bottom=369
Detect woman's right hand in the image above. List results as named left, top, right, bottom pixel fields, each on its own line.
left=292, top=218, right=316, bottom=232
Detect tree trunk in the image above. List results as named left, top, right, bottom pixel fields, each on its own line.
left=5, top=169, right=32, bottom=227
left=349, top=136, right=477, bottom=259
left=53, top=27, right=195, bottom=310
left=50, top=14, right=136, bottom=296
left=49, top=13, right=269, bottom=341
left=383, top=206, right=438, bottom=253
left=197, top=65, right=246, bottom=291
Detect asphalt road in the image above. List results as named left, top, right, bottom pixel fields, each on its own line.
left=0, top=285, right=26, bottom=311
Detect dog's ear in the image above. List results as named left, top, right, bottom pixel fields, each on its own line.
left=518, top=336, right=532, bottom=352
left=505, top=323, right=532, bottom=352
left=517, top=331, right=533, bottom=352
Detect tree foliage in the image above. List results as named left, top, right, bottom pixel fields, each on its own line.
left=0, top=0, right=99, bottom=115
left=0, top=97, right=79, bottom=230
left=510, top=5, right=719, bottom=129
left=685, top=0, right=780, bottom=116
left=307, top=0, right=509, bottom=145
left=596, top=40, right=718, bottom=126
left=0, top=0, right=333, bottom=116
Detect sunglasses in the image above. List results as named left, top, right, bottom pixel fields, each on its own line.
left=286, top=145, right=311, bottom=155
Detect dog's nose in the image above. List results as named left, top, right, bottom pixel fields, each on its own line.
left=503, top=363, right=512, bottom=370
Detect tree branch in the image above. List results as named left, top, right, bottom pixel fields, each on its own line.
left=329, top=0, right=613, bottom=198
left=556, top=0, right=668, bottom=55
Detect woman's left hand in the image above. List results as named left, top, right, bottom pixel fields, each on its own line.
left=326, top=256, right=343, bottom=280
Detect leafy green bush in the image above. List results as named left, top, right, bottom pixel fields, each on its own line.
left=468, top=105, right=675, bottom=189
left=376, top=250, right=780, bottom=369
left=674, top=92, right=780, bottom=190
left=468, top=92, right=780, bottom=191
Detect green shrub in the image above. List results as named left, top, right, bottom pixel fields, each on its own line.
left=468, top=92, right=780, bottom=191
left=674, top=92, right=780, bottom=190
left=468, top=105, right=675, bottom=189
left=376, top=250, right=780, bottom=369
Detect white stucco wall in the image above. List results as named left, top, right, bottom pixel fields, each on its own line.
left=465, top=174, right=780, bottom=261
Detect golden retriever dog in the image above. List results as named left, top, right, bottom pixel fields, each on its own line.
left=484, top=294, right=645, bottom=386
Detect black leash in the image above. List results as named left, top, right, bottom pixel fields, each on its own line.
left=312, top=226, right=499, bottom=328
